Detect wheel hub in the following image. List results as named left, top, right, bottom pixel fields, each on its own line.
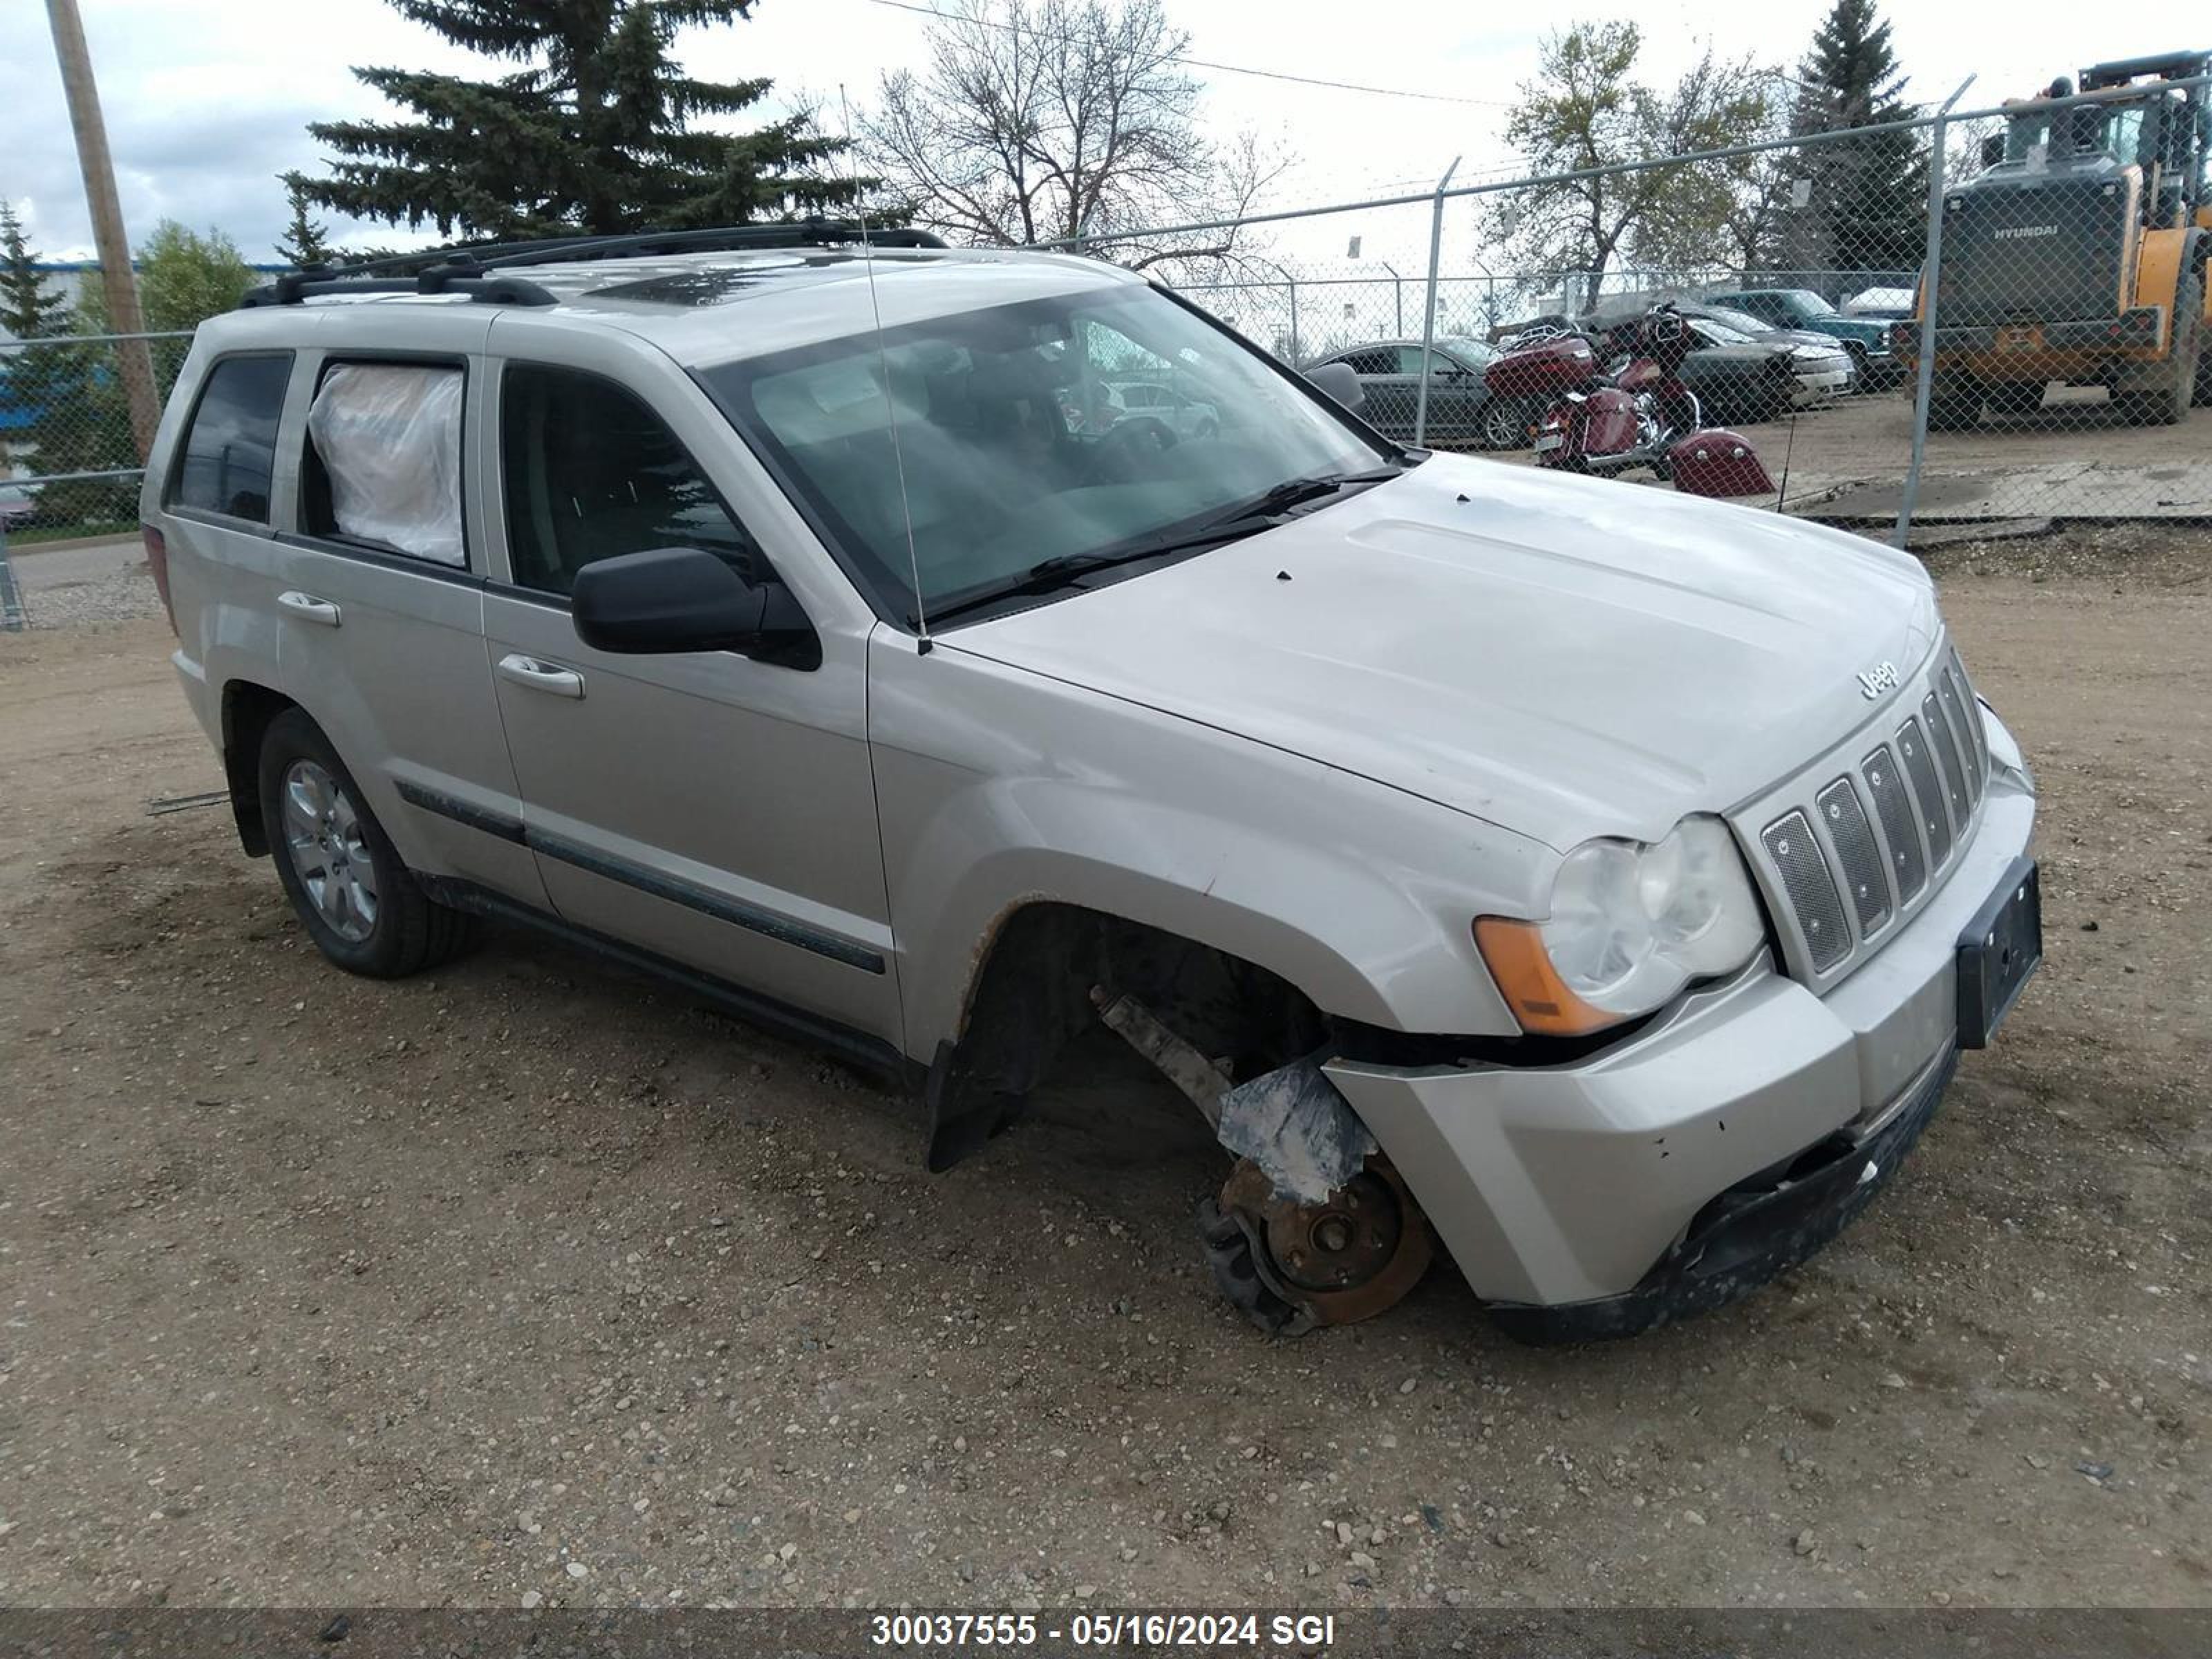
left=1208, top=1156, right=1434, bottom=1333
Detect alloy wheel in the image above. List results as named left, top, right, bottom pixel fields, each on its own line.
left=281, top=759, right=379, bottom=944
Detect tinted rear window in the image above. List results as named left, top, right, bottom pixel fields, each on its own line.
left=171, top=354, right=292, bottom=523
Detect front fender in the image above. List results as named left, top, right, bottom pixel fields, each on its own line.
left=868, top=632, right=1552, bottom=1062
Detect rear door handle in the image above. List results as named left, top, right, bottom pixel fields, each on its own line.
left=496, top=653, right=585, bottom=699
left=276, top=590, right=341, bottom=627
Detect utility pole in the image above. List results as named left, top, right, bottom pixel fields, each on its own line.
left=46, top=0, right=159, bottom=461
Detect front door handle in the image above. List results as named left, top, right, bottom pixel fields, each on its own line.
left=496, top=653, right=585, bottom=699
left=276, top=590, right=341, bottom=627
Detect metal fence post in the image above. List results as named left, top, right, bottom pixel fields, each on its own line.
left=0, top=518, right=24, bottom=632
left=1287, top=279, right=1300, bottom=363
left=1413, top=156, right=1461, bottom=447
left=1895, top=77, right=1976, bottom=551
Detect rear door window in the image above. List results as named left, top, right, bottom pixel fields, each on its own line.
left=303, top=362, right=467, bottom=566
left=170, top=353, right=292, bottom=523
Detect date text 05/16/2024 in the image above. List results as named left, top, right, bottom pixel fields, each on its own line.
left=870, top=1613, right=1339, bottom=1649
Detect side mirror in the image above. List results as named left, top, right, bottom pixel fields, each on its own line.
left=1305, top=361, right=1366, bottom=415
left=572, top=546, right=819, bottom=668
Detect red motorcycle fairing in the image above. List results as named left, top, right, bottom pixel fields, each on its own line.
left=1581, top=387, right=1641, bottom=456
left=1485, top=336, right=1598, bottom=398
left=1667, top=429, right=1777, bottom=498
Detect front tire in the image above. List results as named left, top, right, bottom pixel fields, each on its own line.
left=258, top=708, right=476, bottom=978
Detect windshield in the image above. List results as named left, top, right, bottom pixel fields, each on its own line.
left=1436, top=335, right=1499, bottom=366
left=1694, top=319, right=1757, bottom=346
left=1785, top=290, right=1836, bottom=317
left=704, top=283, right=1387, bottom=627
left=2006, top=98, right=2150, bottom=164
left=1701, top=306, right=1775, bottom=336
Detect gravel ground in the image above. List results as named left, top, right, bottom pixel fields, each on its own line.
left=0, top=529, right=2206, bottom=1613
left=1, top=540, right=166, bottom=632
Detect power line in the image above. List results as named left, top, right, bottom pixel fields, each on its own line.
left=856, top=0, right=1517, bottom=108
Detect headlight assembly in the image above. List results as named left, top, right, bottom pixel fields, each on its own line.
left=1475, top=816, right=1768, bottom=1036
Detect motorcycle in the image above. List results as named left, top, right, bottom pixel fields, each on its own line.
left=1485, top=305, right=1775, bottom=499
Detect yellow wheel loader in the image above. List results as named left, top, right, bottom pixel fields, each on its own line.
left=1904, top=50, right=2210, bottom=428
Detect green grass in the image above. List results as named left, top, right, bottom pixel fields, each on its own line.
left=1, top=519, right=139, bottom=547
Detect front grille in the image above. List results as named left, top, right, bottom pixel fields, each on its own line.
left=1761, top=811, right=1850, bottom=972
left=1816, top=776, right=1892, bottom=938
left=1743, top=646, right=1993, bottom=984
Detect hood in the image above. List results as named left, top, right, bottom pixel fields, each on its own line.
left=950, top=456, right=1940, bottom=851
left=1771, top=330, right=1850, bottom=357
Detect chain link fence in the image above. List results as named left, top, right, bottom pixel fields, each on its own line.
left=1098, top=69, right=2211, bottom=545
left=3, top=66, right=2205, bottom=628
left=1, top=329, right=191, bottom=536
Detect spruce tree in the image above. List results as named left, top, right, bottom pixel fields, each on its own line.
left=276, top=174, right=335, bottom=268
left=1, top=200, right=65, bottom=340
left=297, top=1, right=867, bottom=240
left=1787, top=0, right=1928, bottom=281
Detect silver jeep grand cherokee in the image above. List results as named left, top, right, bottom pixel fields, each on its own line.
left=142, top=225, right=2041, bottom=1342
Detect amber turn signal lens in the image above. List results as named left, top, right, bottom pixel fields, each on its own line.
left=1472, top=917, right=1621, bottom=1038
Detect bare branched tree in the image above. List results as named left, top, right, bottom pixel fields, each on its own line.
left=860, top=0, right=1289, bottom=276
left=1485, top=22, right=1777, bottom=304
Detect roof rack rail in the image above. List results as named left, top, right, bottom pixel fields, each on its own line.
left=243, top=218, right=951, bottom=308
left=239, top=261, right=561, bottom=310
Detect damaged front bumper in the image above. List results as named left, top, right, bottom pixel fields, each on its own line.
left=1322, top=731, right=2037, bottom=1339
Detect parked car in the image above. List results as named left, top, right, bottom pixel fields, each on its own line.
left=1584, top=302, right=1855, bottom=411
left=142, top=226, right=2040, bottom=1344
left=1303, top=337, right=1519, bottom=449
left=1691, top=306, right=1858, bottom=403
left=0, top=482, right=37, bottom=529
left=1706, top=287, right=1904, bottom=385
left=1108, top=379, right=1221, bottom=442
left=1667, top=317, right=1831, bottom=419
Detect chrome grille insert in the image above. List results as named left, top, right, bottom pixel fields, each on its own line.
left=1935, top=671, right=1981, bottom=809
left=1861, top=744, right=1927, bottom=902
left=1816, top=776, right=1891, bottom=938
left=1762, top=809, right=1850, bottom=972
left=1923, top=691, right=1971, bottom=825
left=1896, top=715, right=1952, bottom=868
left=1956, top=653, right=1990, bottom=778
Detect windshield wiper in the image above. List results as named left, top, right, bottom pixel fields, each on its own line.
left=1213, top=464, right=1405, bottom=525
left=921, top=529, right=1257, bottom=627
left=919, top=463, right=1409, bottom=628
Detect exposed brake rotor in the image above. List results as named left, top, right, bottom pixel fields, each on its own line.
left=1199, top=1155, right=1434, bottom=1336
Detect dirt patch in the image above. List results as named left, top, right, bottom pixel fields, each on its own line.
left=0, top=550, right=2206, bottom=1611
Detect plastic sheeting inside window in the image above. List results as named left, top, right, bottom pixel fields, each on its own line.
left=308, top=364, right=466, bottom=565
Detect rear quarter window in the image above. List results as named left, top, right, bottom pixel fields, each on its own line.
left=169, top=353, right=292, bottom=523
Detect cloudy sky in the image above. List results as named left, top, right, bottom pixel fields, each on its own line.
left=1, top=0, right=2188, bottom=272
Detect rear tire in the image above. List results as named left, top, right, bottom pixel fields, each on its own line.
left=1480, top=397, right=1534, bottom=451
left=258, top=707, right=478, bottom=978
left=1987, top=380, right=2045, bottom=420
left=1927, top=375, right=1982, bottom=431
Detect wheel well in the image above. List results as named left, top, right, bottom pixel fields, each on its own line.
left=924, top=901, right=1329, bottom=1170
left=219, top=679, right=297, bottom=857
